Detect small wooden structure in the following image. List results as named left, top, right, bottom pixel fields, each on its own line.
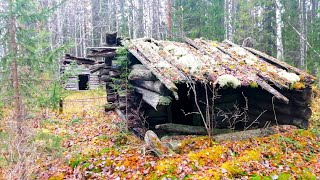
left=64, top=32, right=317, bottom=135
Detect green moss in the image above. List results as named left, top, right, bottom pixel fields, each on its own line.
left=158, top=96, right=172, bottom=106
left=249, top=82, right=259, bottom=88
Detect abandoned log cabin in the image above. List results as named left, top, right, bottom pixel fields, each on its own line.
left=61, top=54, right=100, bottom=90
left=65, top=33, right=317, bottom=135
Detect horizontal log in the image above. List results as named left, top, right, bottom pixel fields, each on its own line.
left=105, top=103, right=117, bottom=111
left=131, top=64, right=148, bottom=70
left=128, top=68, right=158, bottom=81
left=90, top=64, right=105, bottom=73
left=155, top=123, right=249, bottom=136
left=246, top=91, right=310, bottom=107
left=87, top=51, right=117, bottom=58
left=249, top=109, right=309, bottom=129
left=109, top=70, right=121, bottom=77
left=107, top=95, right=118, bottom=102
left=131, top=80, right=169, bottom=95
left=246, top=88, right=312, bottom=104
left=155, top=123, right=207, bottom=135
left=100, top=68, right=110, bottom=75
left=100, top=75, right=111, bottom=82
left=249, top=101, right=312, bottom=120
left=106, top=89, right=115, bottom=94
left=214, top=94, right=242, bottom=104
left=213, top=125, right=298, bottom=142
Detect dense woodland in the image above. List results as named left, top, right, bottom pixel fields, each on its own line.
left=0, top=0, right=320, bottom=179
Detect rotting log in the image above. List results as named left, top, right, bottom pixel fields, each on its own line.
left=107, top=89, right=115, bottom=94
left=90, top=64, right=105, bottom=73
left=107, top=94, right=117, bottom=102
left=110, top=70, right=121, bottom=78
left=213, top=125, right=297, bottom=142
left=249, top=109, right=309, bottom=129
left=131, top=80, right=169, bottom=95
left=246, top=91, right=311, bottom=107
left=248, top=101, right=312, bottom=120
left=131, top=64, right=148, bottom=70
left=128, top=48, right=179, bottom=99
left=144, top=130, right=175, bottom=157
left=128, top=66, right=158, bottom=81
left=100, top=68, right=110, bottom=75
left=155, top=123, right=236, bottom=135
left=155, top=123, right=206, bottom=135
left=105, top=103, right=117, bottom=111
left=100, top=75, right=111, bottom=82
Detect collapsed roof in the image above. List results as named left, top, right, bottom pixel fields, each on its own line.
left=127, top=38, right=316, bottom=103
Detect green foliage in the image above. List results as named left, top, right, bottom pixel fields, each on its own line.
left=0, top=0, right=70, bottom=111
left=172, top=0, right=225, bottom=41
left=34, top=131, right=64, bottom=157
left=68, top=118, right=82, bottom=126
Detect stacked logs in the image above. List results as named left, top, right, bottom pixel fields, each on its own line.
left=128, top=64, right=172, bottom=129
left=89, top=33, right=135, bottom=120
left=245, top=88, right=312, bottom=129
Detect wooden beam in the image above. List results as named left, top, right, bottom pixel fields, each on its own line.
left=184, top=37, right=289, bottom=103
left=128, top=49, right=179, bottom=99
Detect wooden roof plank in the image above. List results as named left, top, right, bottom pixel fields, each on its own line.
left=185, top=38, right=289, bottom=103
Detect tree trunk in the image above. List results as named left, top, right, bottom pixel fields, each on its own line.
left=167, top=0, right=172, bottom=38
left=9, top=0, right=22, bottom=124
left=299, top=0, right=307, bottom=68
left=275, top=0, right=284, bottom=60
left=225, top=0, right=234, bottom=41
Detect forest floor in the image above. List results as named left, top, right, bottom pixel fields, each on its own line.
left=0, top=90, right=319, bottom=179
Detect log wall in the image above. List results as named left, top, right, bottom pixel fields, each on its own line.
left=98, top=32, right=313, bottom=134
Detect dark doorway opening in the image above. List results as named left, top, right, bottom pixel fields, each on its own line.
left=78, top=74, right=89, bottom=90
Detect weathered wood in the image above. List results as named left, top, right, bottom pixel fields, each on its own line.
left=215, top=94, right=242, bottom=104
left=248, top=101, right=312, bottom=119
left=184, top=37, right=289, bottom=103
left=105, top=103, right=117, bottom=111
left=109, top=70, right=121, bottom=78
left=100, top=68, right=110, bottom=75
left=90, top=64, right=105, bottom=73
left=107, top=94, right=117, bottom=102
left=100, top=75, right=111, bottom=82
left=244, top=46, right=317, bottom=84
left=128, top=67, right=158, bottom=81
left=155, top=123, right=207, bottom=135
left=144, top=130, right=175, bottom=157
left=87, top=51, right=117, bottom=58
left=115, top=108, right=127, bottom=122
left=131, top=64, right=148, bottom=70
left=128, top=48, right=179, bottom=99
left=249, top=109, right=309, bottom=129
left=213, top=125, right=298, bottom=142
left=131, top=80, right=169, bottom=95
left=63, top=54, right=96, bottom=65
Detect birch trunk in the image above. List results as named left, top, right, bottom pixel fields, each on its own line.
left=167, top=0, right=172, bottom=38
left=299, top=0, right=307, bottom=68
left=225, top=0, right=234, bottom=41
left=275, top=0, right=284, bottom=60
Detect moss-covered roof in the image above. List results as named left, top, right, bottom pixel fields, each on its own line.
left=127, top=38, right=316, bottom=103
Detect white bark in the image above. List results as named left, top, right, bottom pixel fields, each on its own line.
left=275, top=0, right=284, bottom=60
left=225, top=0, right=234, bottom=41
left=299, top=0, right=307, bottom=68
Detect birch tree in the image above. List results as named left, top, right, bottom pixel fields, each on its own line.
left=225, top=0, right=234, bottom=41
left=275, top=0, right=284, bottom=60
left=299, top=0, right=307, bottom=68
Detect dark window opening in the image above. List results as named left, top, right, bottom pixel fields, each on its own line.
left=78, top=74, right=89, bottom=90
